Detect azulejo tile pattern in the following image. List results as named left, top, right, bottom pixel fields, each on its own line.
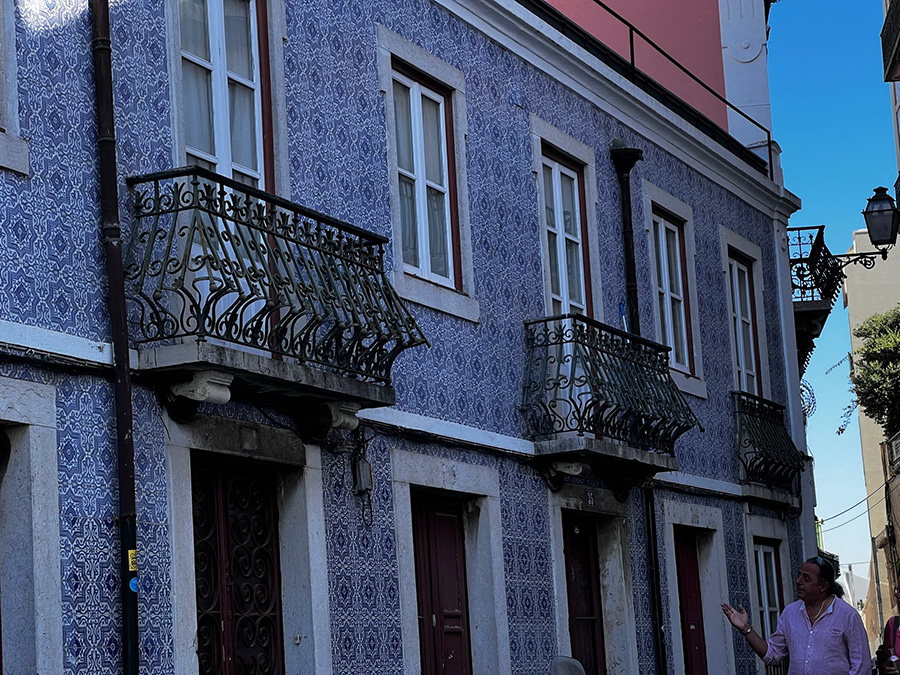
left=0, top=0, right=809, bottom=671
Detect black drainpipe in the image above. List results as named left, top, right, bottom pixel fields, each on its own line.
left=90, top=1, right=139, bottom=672
left=611, top=143, right=666, bottom=672
left=610, top=143, right=643, bottom=335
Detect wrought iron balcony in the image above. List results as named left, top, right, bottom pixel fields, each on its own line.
left=124, top=167, right=427, bottom=387
left=884, top=0, right=900, bottom=81
left=732, top=391, right=806, bottom=494
left=522, top=314, right=698, bottom=454
left=886, top=430, right=900, bottom=477
left=788, top=226, right=845, bottom=375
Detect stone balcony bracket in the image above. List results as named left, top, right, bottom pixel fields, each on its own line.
left=169, top=370, right=234, bottom=405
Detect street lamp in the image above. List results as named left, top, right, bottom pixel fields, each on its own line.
left=862, top=186, right=900, bottom=255
left=832, top=186, right=900, bottom=269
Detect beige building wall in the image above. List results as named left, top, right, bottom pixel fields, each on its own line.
left=843, top=228, right=900, bottom=642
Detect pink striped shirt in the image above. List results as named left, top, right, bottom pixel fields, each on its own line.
left=764, top=597, right=870, bottom=675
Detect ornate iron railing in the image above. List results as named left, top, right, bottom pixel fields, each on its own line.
left=522, top=314, right=698, bottom=453
left=733, top=391, right=806, bottom=493
left=124, top=167, right=427, bottom=384
left=787, top=226, right=844, bottom=305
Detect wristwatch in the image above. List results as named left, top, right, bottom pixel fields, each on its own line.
left=742, top=626, right=753, bottom=635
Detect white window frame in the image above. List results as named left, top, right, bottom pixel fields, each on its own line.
left=548, top=485, right=638, bottom=673
left=541, top=155, right=587, bottom=316
left=0, top=0, right=28, bottom=175
left=652, top=212, right=691, bottom=369
left=377, top=24, right=479, bottom=322
left=174, top=0, right=267, bottom=187
left=531, top=115, right=602, bottom=320
left=744, top=514, right=791, bottom=675
left=391, top=448, right=511, bottom=675
left=643, top=181, right=705, bottom=398
left=720, top=227, right=770, bottom=398
left=165, top=414, right=333, bottom=674
left=753, top=542, right=780, bottom=638
left=728, top=254, right=760, bottom=395
left=392, top=70, right=455, bottom=287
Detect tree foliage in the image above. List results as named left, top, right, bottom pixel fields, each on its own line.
left=850, top=304, right=900, bottom=439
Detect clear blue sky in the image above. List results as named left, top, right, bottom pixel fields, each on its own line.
left=768, top=0, right=897, bottom=571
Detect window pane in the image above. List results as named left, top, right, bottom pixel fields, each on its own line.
left=658, top=291, right=667, bottom=342
left=183, top=59, right=215, bottom=155
left=421, top=95, right=444, bottom=186
left=426, top=187, right=449, bottom=278
left=393, top=81, right=413, bottom=173
left=547, top=231, right=560, bottom=296
left=180, top=0, right=209, bottom=59
left=399, top=176, right=417, bottom=267
left=764, top=551, right=776, bottom=604
left=653, top=221, right=663, bottom=289
left=224, top=0, right=253, bottom=80
left=742, top=322, right=754, bottom=373
left=566, top=239, right=583, bottom=304
left=738, top=267, right=750, bottom=316
left=229, top=80, right=257, bottom=171
left=666, top=227, right=681, bottom=293
left=671, top=297, right=686, bottom=364
left=561, top=174, right=577, bottom=236
left=543, top=166, right=556, bottom=230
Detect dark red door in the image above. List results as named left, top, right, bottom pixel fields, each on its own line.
left=562, top=512, right=606, bottom=675
left=192, top=456, right=285, bottom=675
left=412, top=491, right=472, bottom=675
left=674, top=526, right=708, bottom=675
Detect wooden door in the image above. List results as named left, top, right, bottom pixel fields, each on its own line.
left=674, top=526, right=708, bottom=675
left=412, top=491, right=472, bottom=675
left=192, top=456, right=285, bottom=675
left=562, top=512, right=606, bottom=674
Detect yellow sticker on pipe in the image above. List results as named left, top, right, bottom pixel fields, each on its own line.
left=128, top=549, right=138, bottom=572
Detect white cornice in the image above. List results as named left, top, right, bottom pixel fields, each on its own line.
left=431, top=0, right=802, bottom=218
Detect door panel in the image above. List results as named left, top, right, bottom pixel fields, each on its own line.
left=674, top=526, right=707, bottom=675
left=192, top=458, right=285, bottom=675
left=412, top=492, right=472, bottom=675
left=562, top=511, right=606, bottom=675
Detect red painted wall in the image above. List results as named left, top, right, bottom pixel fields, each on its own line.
left=545, top=0, right=729, bottom=130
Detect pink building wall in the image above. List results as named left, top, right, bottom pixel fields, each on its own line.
left=545, top=0, right=729, bottom=130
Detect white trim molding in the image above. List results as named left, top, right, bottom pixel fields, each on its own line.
left=164, top=413, right=332, bottom=675
left=662, top=500, right=736, bottom=675
left=642, top=180, right=707, bottom=399
left=548, top=484, right=638, bottom=673
left=0, top=376, right=63, bottom=674
left=391, top=448, right=511, bottom=675
left=376, top=24, right=480, bottom=322
left=429, top=0, right=801, bottom=219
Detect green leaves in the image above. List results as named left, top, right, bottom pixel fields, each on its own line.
left=850, top=305, right=900, bottom=439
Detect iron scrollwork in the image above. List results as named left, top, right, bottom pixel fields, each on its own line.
left=521, top=313, right=698, bottom=454
left=123, top=167, right=427, bottom=384
left=732, top=391, right=806, bottom=493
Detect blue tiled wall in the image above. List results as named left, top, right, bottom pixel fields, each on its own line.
left=0, top=0, right=803, bottom=672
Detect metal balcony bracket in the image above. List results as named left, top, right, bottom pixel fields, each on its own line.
left=733, top=391, right=806, bottom=494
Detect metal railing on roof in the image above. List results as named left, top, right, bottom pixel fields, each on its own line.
left=124, top=166, right=428, bottom=384
left=513, top=0, right=774, bottom=179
